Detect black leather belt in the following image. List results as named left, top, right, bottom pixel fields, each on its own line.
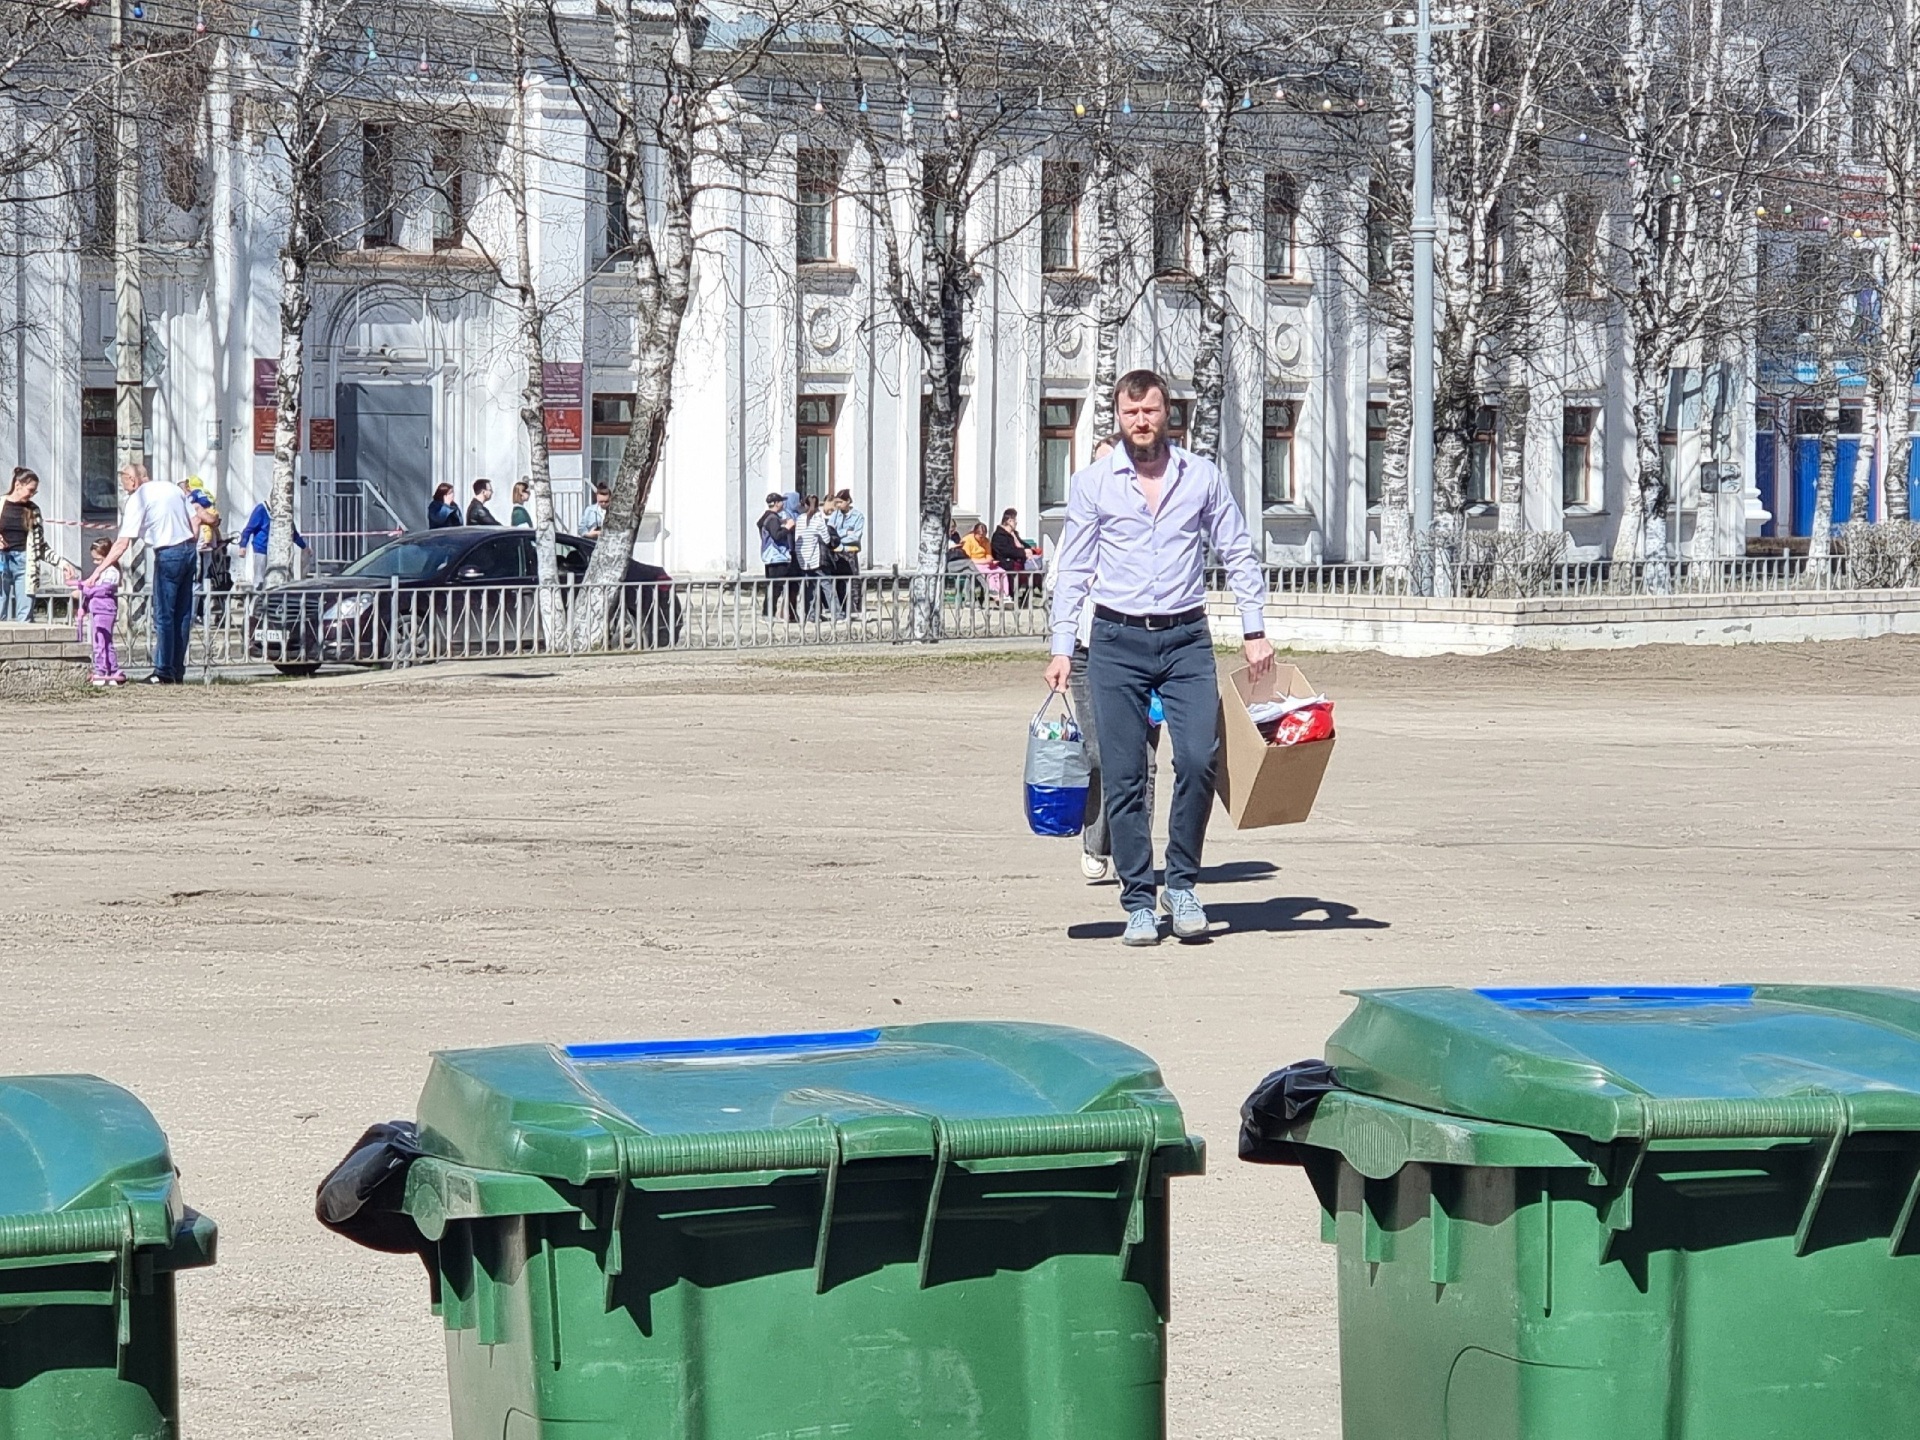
left=1094, top=604, right=1206, bottom=631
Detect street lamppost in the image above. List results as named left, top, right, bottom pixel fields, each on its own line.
left=1386, top=0, right=1471, bottom=590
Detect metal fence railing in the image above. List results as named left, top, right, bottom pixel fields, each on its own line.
left=22, top=540, right=1920, bottom=679
left=61, top=568, right=1049, bottom=675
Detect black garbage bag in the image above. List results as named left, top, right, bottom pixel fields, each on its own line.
left=1239, top=1059, right=1342, bottom=1165
left=316, top=1120, right=434, bottom=1269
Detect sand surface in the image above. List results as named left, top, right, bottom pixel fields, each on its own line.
left=5, top=636, right=1919, bottom=1437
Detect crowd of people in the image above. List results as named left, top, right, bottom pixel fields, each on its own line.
left=952, top=508, right=1043, bottom=605
left=758, top=489, right=868, bottom=620
left=429, top=478, right=611, bottom=539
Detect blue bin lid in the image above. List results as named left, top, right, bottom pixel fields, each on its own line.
left=1326, top=985, right=1920, bottom=1143
left=414, top=1022, right=1198, bottom=1184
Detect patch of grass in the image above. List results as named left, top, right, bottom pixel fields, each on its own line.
left=747, top=646, right=1046, bottom=674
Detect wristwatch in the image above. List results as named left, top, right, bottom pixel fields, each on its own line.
left=1244, top=630, right=1266, bottom=641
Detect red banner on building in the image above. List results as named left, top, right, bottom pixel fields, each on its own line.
left=544, top=407, right=583, bottom=452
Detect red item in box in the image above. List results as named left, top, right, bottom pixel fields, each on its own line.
left=1259, top=700, right=1335, bottom=747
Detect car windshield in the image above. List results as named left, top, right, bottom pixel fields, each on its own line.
left=340, top=539, right=458, bottom=581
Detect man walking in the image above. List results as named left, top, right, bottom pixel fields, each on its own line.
left=1045, top=369, right=1272, bottom=946
left=466, top=479, right=502, bottom=526
left=84, top=463, right=198, bottom=685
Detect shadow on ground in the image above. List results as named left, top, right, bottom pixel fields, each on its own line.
left=1066, top=896, right=1388, bottom=941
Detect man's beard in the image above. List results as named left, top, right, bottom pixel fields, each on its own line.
left=1123, top=434, right=1168, bottom=464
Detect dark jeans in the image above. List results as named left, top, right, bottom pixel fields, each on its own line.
left=1069, top=645, right=1158, bottom=861
left=151, top=540, right=196, bottom=682
left=1085, top=617, right=1219, bottom=913
left=764, top=560, right=795, bottom=620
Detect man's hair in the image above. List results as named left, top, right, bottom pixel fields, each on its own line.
left=1001, top=508, right=1018, bottom=522
left=1115, top=369, right=1169, bottom=406
left=473, top=478, right=491, bottom=495
left=594, top=484, right=612, bottom=497
left=835, top=489, right=852, bottom=503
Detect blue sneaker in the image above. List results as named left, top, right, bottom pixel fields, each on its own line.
left=1122, top=908, right=1162, bottom=947
left=1159, top=888, right=1209, bottom=939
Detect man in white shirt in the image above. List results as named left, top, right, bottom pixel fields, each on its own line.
left=85, top=464, right=198, bottom=684
left=1045, top=369, right=1271, bottom=946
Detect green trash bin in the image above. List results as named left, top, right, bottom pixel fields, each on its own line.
left=345, top=1022, right=1203, bottom=1439
left=1245, top=985, right=1920, bottom=1440
left=0, top=1075, right=217, bottom=1439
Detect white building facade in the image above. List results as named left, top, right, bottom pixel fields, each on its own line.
left=0, top=56, right=1770, bottom=579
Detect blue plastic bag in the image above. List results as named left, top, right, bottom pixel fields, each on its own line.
left=1024, top=692, right=1090, bottom=837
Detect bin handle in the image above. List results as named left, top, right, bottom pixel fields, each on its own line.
left=608, top=1109, right=1162, bottom=1179
left=916, top=1109, right=1159, bottom=1289
left=0, top=1206, right=134, bottom=1259
left=1636, top=1093, right=1851, bottom=1141
left=1603, top=1093, right=1856, bottom=1261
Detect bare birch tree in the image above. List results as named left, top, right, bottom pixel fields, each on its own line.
left=545, top=0, right=813, bottom=645
left=1605, top=0, right=1765, bottom=572
left=240, top=0, right=369, bottom=585
left=823, top=1, right=1051, bottom=638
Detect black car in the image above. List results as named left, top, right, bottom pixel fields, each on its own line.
left=251, top=528, right=680, bottom=674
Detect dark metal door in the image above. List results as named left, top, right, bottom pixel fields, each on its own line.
left=337, top=384, right=432, bottom=560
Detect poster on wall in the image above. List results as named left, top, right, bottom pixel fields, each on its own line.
left=544, top=408, right=583, bottom=452
left=309, top=418, right=336, bottom=452
left=252, top=358, right=278, bottom=408
left=253, top=407, right=276, bottom=455
left=541, top=362, right=583, bottom=408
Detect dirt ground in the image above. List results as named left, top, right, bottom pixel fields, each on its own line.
left=6, top=635, right=1920, bottom=1438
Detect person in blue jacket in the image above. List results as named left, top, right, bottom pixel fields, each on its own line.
left=237, top=502, right=308, bottom=588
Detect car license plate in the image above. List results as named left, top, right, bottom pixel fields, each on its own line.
left=260, top=628, right=288, bottom=644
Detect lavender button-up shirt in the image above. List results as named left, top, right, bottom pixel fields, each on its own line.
left=1047, top=443, right=1269, bottom=656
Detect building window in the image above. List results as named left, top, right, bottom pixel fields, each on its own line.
left=86, top=114, right=113, bottom=252
left=81, top=387, right=118, bottom=518
left=1484, top=201, right=1508, bottom=291
left=1564, top=193, right=1599, bottom=296
left=1366, top=402, right=1388, bottom=507
left=1164, top=398, right=1189, bottom=448
left=796, top=148, right=839, bottom=264
left=362, top=122, right=395, bottom=247
left=1797, top=79, right=1824, bottom=156
left=1264, top=172, right=1297, bottom=279
left=1262, top=400, right=1298, bottom=506
left=1794, top=246, right=1825, bottom=332
left=430, top=129, right=465, bottom=249
left=1040, top=398, right=1078, bottom=509
left=1467, top=406, right=1497, bottom=505
left=797, top=395, right=838, bottom=496
left=1367, top=179, right=1394, bottom=284
left=1852, top=74, right=1877, bottom=155
left=1562, top=405, right=1595, bottom=507
left=1152, top=170, right=1189, bottom=276
left=1040, top=160, right=1081, bottom=272
left=605, top=153, right=632, bottom=258
left=590, top=393, right=634, bottom=490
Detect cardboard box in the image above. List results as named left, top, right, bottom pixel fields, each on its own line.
left=1214, top=662, right=1335, bottom=828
